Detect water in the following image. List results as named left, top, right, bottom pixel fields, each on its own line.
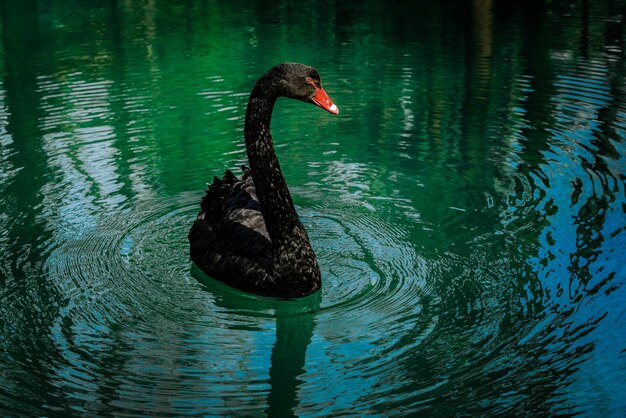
left=1, top=0, right=625, bottom=415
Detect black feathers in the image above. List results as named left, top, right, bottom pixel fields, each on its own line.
left=188, top=63, right=331, bottom=298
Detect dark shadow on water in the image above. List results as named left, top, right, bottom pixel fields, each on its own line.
left=265, top=309, right=316, bottom=417
left=191, top=264, right=320, bottom=417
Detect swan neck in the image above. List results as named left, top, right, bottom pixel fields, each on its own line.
left=244, top=88, right=303, bottom=244
left=239, top=69, right=322, bottom=294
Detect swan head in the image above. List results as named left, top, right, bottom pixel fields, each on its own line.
left=271, top=63, right=339, bottom=115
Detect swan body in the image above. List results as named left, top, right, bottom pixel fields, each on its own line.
left=188, top=63, right=338, bottom=298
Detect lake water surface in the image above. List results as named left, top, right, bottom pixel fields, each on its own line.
left=1, top=0, right=625, bottom=416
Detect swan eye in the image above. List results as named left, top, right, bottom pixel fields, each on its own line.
left=305, top=77, right=314, bottom=85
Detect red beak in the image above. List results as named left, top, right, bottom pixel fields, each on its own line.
left=311, top=87, right=339, bottom=115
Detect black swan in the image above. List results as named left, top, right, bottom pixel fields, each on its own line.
left=188, top=63, right=338, bottom=298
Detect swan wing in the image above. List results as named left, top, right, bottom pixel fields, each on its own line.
left=189, top=168, right=273, bottom=282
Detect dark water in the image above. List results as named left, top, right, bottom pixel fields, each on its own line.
left=1, top=0, right=625, bottom=415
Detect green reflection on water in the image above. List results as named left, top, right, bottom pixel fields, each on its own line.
left=1, top=0, right=625, bottom=416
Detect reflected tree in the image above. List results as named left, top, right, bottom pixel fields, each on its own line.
left=0, top=0, right=70, bottom=413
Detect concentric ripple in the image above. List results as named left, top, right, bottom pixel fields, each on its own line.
left=0, top=191, right=443, bottom=416
left=2, top=0, right=626, bottom=415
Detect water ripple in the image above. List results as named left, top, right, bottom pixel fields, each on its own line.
left=1, top=0, right=626, bottom=415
